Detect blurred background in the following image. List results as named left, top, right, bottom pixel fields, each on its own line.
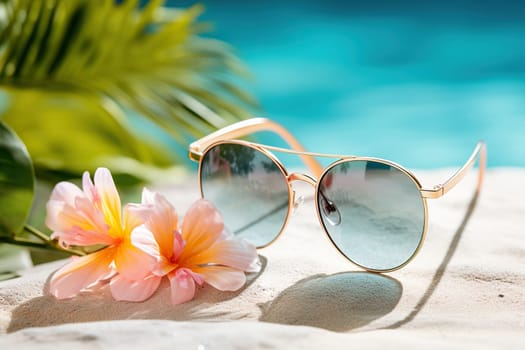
left=175, top=0, right=525, bottom=169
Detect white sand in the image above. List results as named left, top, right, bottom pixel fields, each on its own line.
left=1, top=169, right=524, bottom=348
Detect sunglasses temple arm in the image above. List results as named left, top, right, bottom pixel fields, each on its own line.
left=421, top=141, right=487, bottom=199
left=188, top=118, right=324, bottom=177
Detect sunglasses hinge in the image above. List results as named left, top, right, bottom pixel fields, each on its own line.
left=287, top=172, right=317, bottom=186
left=420, top=185, right=444, bottom=199
left=188, top=149, right=202, bottom=162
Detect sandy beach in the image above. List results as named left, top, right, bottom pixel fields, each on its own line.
left=1, top=168, right=524, bottom=348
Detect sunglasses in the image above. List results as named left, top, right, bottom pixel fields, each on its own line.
left=189, top=118, right=486, bottom=272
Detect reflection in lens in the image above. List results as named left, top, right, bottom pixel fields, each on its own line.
left=317, top=160, right=425, bottom=271
left=200, top=143, right=290, bottom=247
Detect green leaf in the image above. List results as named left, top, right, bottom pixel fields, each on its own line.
left=0, top=120, right=35, bottom=237
left=1, top=88, right=174, bottom=182
left=0, top=0, right=258, bottom=180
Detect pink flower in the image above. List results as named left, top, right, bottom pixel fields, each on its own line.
left=46, top=168, right=151, bottom=299
left=46, top=168, right=257, bottom=304
left=122, top=189, right=258, bottom=304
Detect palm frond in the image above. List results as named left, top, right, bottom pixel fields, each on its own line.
left=0, top=0, right=257, bottom=179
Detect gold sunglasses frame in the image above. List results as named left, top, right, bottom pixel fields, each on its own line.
left=189, top=118, right=486, bottom=273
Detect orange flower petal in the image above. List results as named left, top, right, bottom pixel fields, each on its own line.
left=123, top=203, right=146, bottom=235
left=180, top=200, right=224, bottom=258
left=114, top=240, right=155, bottom=280
left=46, top=181, right=112, bottom=247
left=140, top=189, right=178, bottom=259
left=131, top=225, right=176, bottom=276
left=184, top=239, right=257, bottom=271
left=49, top=248, right=116, bottom=299
left=94, top=168, right=123, bottom=239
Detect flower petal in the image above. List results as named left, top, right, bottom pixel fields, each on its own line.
left=196, top=266, right=247, bottom=292
left=131, top=225, right=175, bottom=276
left=46, top=174, right=114, bottom=247
left=168, top=268, right=198, bottom=305
left=130, top=226, right=161, bottom=259
left=94, top=168, right=122, bottom=238
left=185, top=239, right=257, bottom=271
left=82, top=171, right=97, bottom=203
left=180, top=199, right=224, bottom=257
left=49, top=181, right=83, bottom=206
left=140, top=187, right=156, bottom=205
left=110, top=274, right=161, bottom=302
left=172, top=231, right=185, bottom=261
left=122, top=203, right=146, bottom=234
left=114, top=240, right=155, bottom=280
left=73, top=196, right=110, bottom=232
left=50, top=226, right=114, bottom=248
left=46, top=182, right=106, bottom=235
left=49, top=248, right=116, bottom=299
left=141, top=189, right=178, bottom=259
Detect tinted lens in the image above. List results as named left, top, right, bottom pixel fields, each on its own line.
left=200, top=143, right=290, bottom=247
left=317, top=160, right=425, bottom=271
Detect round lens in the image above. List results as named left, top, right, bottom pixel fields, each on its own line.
left=200, top=142, right=290, bottom=247
left=317, top=159, right=426, bottom=271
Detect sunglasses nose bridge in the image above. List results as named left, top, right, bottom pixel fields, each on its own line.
left=287, top=172, right=316, bottom=215
left=286, top=172, right=317, bottom=187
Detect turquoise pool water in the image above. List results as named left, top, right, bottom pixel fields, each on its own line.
left=174, top=0, right=525, bottom=168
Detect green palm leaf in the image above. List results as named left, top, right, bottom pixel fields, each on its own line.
left=0, top=0, right=257, bottom=180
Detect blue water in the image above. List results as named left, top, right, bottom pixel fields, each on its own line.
left=172, top=0, right=525, bottom=168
